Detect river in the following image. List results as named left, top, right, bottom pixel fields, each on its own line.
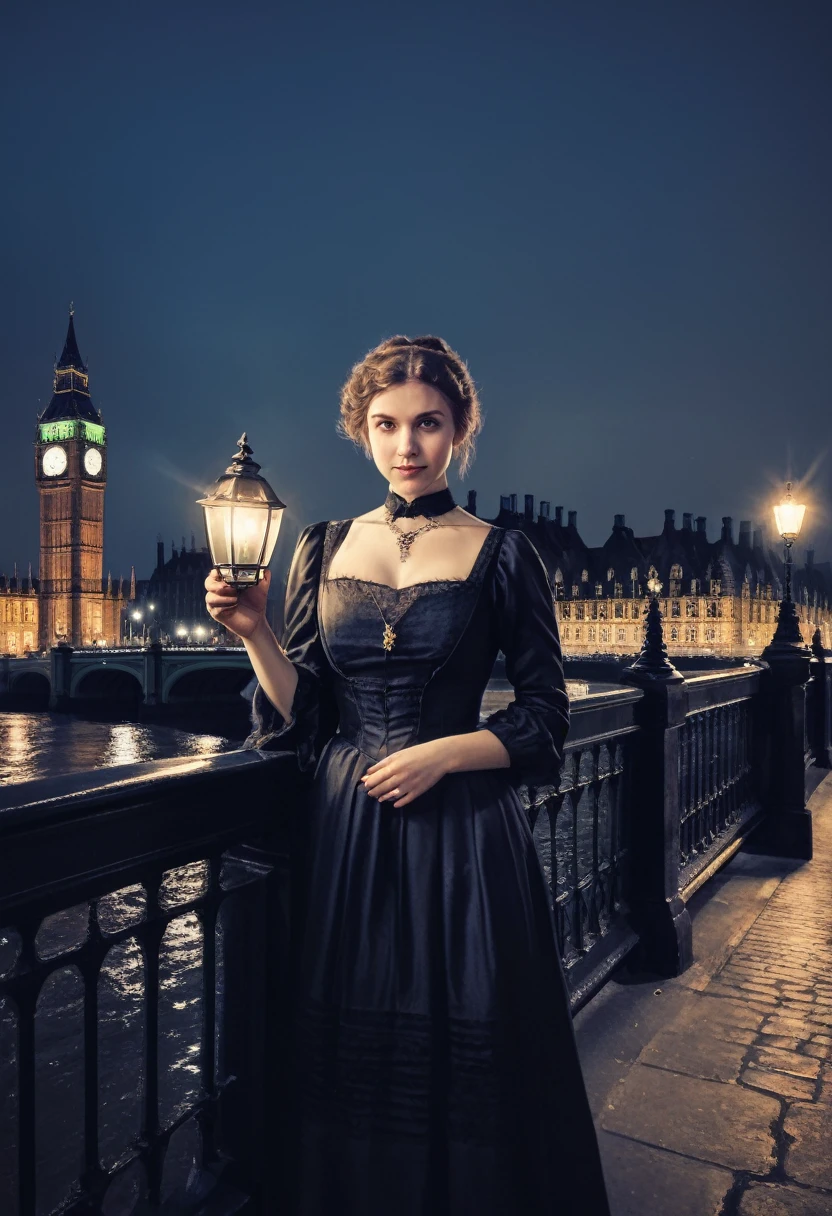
left=0, top=712, right=238, bottom=786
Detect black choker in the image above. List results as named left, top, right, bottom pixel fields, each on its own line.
left=384, top=486, right=456, bottom=520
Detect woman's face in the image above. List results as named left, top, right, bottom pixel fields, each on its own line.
left=366, top=381, right=459, bottom=499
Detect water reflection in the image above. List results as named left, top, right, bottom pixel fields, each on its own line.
left=0, top=713, right=235, bottom=786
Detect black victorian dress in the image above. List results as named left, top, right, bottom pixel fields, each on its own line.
left=246, top=519, right=611, bottom=1216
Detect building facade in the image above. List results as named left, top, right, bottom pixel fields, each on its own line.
left=476, top=493, right=830, bottom=658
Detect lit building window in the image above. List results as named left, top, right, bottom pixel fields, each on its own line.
left=614, top=602, right=623, bottom=619
left=607, top=568, right=615, bottom=582
left=581, top=569, right=589, bottom=583
left=614, top=582, right=623, bottom=598
left=617, top=628, right=625, bottom=642
left=670, top=626, right=679, bottom=642
left=601, top=627, right=610, bottom=643
left=574, top=626, right=581, bottom=640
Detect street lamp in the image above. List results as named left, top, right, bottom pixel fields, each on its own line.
left=129, top=609, right=142, bottom=643
left=197, top=433, right=285, bottom=588
left=768, top=482, right=809, bottom=653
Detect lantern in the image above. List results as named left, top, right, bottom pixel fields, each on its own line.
left=197, top=434, right=286, bottom=588
left=773, top=482, right=806, bottom=543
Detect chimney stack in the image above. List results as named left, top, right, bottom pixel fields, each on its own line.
left=524, top=494, right=534, bottom=521
left=539, top=501, right=550, bottom=520
left=554, top=506, right=563, bottom=526
left=682, top=513, right=693, bottom=530
left=509, top=493, right=518, bottom=513
left=664, top=509, right=675, bottom=529
left=752, top=527, right=762, bottom=550
left=568, top=510, right=577, bottom=529
left=807, top=549, right=815, bottom=569
left=500, top=495, right=512, bottom=512
left=466, top=489, right=477, bottom=516
left=614, top=513, right=625, bottom=528
left=695, top=516, right=707, bottom=535
left=739, top=521, right=752, bottom=547
left=157, top=540, right=165, bottom=570
left=721, top=517, right=734, bottom=543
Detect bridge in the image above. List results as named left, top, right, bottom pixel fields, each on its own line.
left=0, top=642, right=254, bottom=710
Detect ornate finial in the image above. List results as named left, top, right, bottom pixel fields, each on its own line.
left=225, top=432, right=262, bottom=477
left=69, top=301, right=74, bottom=316
left=811, top=627, right=824, bottom=658
left=622, top=594, right=683, bottom=683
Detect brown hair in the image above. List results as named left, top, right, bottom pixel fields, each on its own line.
left=338, top=335, right=482, bottom=477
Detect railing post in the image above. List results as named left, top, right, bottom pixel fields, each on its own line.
left=620, top=597, right=693, bottom=976
left=810, top=629, right=831, bottom=768
left=753, top=596, right=813, bottom=859
left=48, top=641, right=73, bottom=710
left=756, top=651, right=813, bottom=859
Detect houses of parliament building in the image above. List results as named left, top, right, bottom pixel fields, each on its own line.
left=1, top=315, right=828, bottom=660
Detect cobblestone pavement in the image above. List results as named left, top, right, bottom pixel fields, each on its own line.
left=595, top=773, right=832, bottom=1216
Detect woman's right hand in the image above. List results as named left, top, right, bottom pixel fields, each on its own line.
left=204, top=569, right=271, bottom=640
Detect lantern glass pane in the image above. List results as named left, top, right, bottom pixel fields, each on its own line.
left=231, top=507, right=269, bottom=566
left=262, top=509, right=284, bottom=567
left=205, top=506, right=235, bottom=566
left=773, top=500, right=806, bottom=539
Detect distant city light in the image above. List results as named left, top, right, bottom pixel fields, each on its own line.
left=132, top=611, right=142, bottom=621
left=148, top=602, right=156, bottom=610
left=176, top=625, right=187, bottom=637
left=195, top=625, right=206, bottom=638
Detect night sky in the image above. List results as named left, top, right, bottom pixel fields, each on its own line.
left=3, top=0, right=830, bottom=586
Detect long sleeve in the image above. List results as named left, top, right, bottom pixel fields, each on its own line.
left=243, top=520, right=337, bottom=772
left=478, top=529, right=570, bottom=789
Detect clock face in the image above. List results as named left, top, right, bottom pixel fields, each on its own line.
left=42, top=445, right=68, bottom=477
left=84, top=447, right=103, bottom=476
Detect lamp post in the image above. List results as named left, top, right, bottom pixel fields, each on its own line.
left=130, top=610, right=142, bottom=644
left=197, top=434, right=286, bottom=588
left=768, top=482, right=809, bottom=654
left=758, top=482, right=813, bottom=858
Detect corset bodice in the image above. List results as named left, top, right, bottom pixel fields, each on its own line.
left=319, top=522, right=502, bottom=759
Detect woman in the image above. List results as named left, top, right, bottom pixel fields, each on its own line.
left=205, top=335, right=611, bottom=1216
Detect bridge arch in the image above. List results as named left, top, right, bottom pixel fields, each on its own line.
left=9, top=670, right=51, bottom=708
left=71, top=664, right=144, bottom=704
left=163, top=663, right=253, bottom=705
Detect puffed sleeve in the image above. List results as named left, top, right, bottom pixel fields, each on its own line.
left=243, top=520, right=338, bottom=772
left=478, top=529, right=570, bottom=789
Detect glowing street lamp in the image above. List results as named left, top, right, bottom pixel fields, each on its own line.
left=197, top=434, right=285, bottom=588
left=767, top=482, right=809, bottom=653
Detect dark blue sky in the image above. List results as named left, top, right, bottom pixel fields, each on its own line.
left=3, top=0, right=829, bottom=583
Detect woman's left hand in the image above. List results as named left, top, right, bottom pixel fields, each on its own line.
left=361, top=740, right=452, bottom=809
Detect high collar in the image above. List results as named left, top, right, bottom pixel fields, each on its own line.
left=384, top=485, right=456, bottom=520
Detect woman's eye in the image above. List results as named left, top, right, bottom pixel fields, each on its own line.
left=420, top=418, right=439, bottom=428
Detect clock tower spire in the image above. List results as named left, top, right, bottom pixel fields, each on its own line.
left=35, top=309, right=119, bottom=647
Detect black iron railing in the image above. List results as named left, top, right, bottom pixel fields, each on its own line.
left=0, top=750, right=301, bottom=1216
left=523, top=685, right=642, bottom=1011
left=678, top=670, right=763, bottom=893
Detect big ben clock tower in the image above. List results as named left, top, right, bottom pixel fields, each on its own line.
left=35, top=309, right=120, bottom=648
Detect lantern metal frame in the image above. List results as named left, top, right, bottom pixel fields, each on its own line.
left=197, top=433, right=286, bottom=589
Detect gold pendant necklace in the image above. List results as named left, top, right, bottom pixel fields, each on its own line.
left=364, top=584, right=397, bottom=651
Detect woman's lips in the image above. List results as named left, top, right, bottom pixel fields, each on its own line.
left=394, top=466, right=426, bottom=477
